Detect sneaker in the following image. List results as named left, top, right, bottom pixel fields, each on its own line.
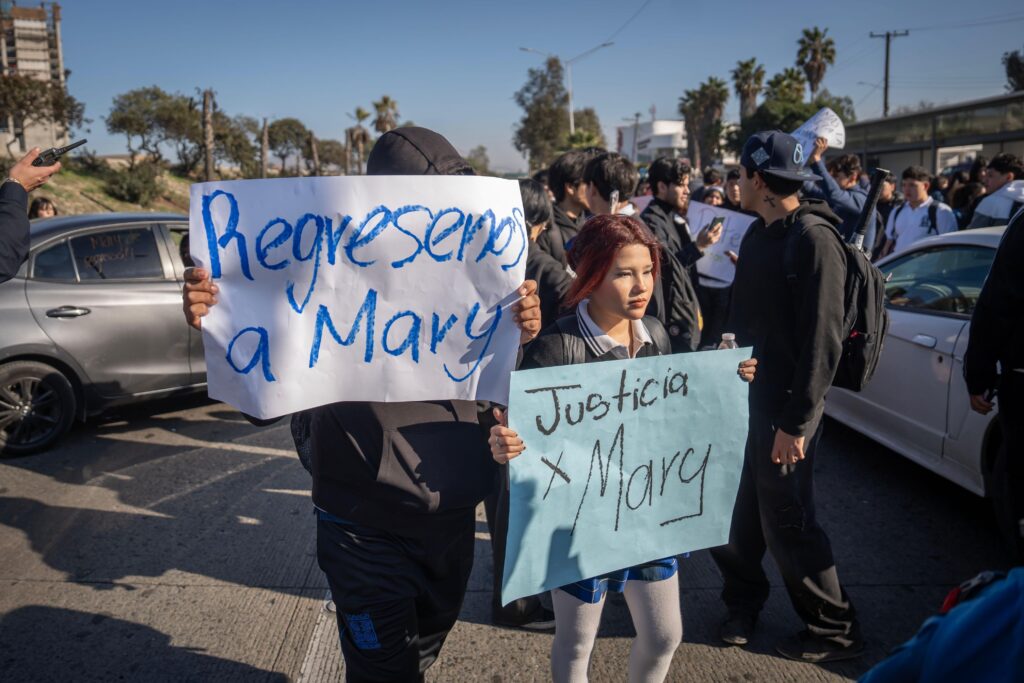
left=775, top=630, right=865, bottom=663
left=720, top=612, right=757, bottom=646
left=493, top=607, right=556, bottom=632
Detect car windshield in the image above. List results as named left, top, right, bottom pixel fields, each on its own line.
left=881, top=245, right=996, bottom=316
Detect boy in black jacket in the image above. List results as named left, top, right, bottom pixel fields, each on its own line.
left=710, top=131, right=864, bottom=663
left=183, top=128, right=543, bottom=682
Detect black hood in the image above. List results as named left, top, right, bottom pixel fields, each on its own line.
left=366, top=127, right=475, bottom=176
left=790, top=198, right=843, bottom=230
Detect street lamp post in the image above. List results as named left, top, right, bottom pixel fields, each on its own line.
left=519, top=42, right=614, bottom=135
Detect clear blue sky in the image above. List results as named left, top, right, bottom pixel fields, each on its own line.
left=62, top=0, right=1023, bottom=172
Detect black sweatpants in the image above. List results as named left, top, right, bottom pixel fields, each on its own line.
left=710, top=409, right=860, bottom=643
left=316, top=511, right=475, bottom=682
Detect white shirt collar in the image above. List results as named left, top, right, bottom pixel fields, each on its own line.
left=576, top=299, right=653, bottom=358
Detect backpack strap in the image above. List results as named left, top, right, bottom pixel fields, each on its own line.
left=642, top=316, right=672, bottom=356
left=928, top=202, right=939, bottom=235
left=554, top=314, right=587, bottom=366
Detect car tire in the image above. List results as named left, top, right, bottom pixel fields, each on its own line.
left=0, top=360, right=77, bottom=457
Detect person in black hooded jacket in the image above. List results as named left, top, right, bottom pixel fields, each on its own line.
left=709, top=131, right=864, bottom=664
left=640, top=157, right=722, bottom=353
left=521, top=178, right=572, bottom=329
left=183, top=127, right=543, bottom=682
left=536, top=149, right=600, bottom=266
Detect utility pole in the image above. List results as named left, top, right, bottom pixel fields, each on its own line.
left=260, top=118, right=269, bottom=178
left=870, top=30, right=909, bottom=117
left=202, top=89, right=215, bottom=181
left=519, top=42, right=614, bottom=135
left=628, top=112, right=641, bottom=162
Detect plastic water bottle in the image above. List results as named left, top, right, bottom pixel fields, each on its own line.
left=718, top=333, right=738, bottom=350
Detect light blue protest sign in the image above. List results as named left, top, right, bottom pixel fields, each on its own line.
left=502, top=348, right=750, bottom=605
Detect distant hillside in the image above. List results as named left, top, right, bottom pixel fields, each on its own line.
left=33, top=164, right=193, bottom=217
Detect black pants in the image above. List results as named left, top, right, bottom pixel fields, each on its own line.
left=316, top=512, right=475, bottom=682
left=992, top=372, right=1024, bottom=564
left=696, top=283, right=732, bottom=349
left=710, top=410, right=860, bottom=643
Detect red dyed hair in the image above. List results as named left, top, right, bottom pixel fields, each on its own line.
left=564, top=214, right=662, bottom=309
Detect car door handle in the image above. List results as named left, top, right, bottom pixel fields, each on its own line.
left=46, top=306, right=91, bottom=318
left=911, top=334, right=937, bottom=349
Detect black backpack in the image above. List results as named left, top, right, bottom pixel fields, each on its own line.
left=893, top=201, right=940, bottom=235
left=784, top=217, right=890, bottom=392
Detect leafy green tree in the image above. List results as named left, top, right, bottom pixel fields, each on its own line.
left=797, top=27, right=836, bottom=101
left=572, top=108, right=606, bottom=149
left=267, top=117, right=309, bottom=175
left=1004, top=48, right=1024, bottom=92
left=214, top=113, right=259, bottom=177
left=513, top=57, right=570, bottom=172
left=466, top=145, right=491, bottom=174
left=0, top=72, right=85, bottom=161
left=106, top=86, right=173, bottom=166
left=317, top=138, right=346, bottom=173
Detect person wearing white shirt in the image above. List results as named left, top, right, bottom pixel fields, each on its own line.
left=882, top=165, right=958, bottom=256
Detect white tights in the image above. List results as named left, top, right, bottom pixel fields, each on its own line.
left=550, top=576, right=683, bottom=683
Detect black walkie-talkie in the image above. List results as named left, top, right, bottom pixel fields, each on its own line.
left=31, top=138, right=87, bottom=167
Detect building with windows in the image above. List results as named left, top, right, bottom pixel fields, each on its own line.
left=616, top=119, right=688, bottom=164
left=0, top=2, right=67, bottom=153
left=843, top=92, right=1024, bottom=175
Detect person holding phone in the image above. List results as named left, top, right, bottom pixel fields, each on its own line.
left=489, top=213, right=757, bottom=682
left=1, top=147, right=64, bottom=284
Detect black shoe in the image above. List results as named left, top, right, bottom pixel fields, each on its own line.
left=493, top=607, right=556, bottom=632
left=775, top=630, right=865, bottom=663
left=720, top=612, right=757, bottom=646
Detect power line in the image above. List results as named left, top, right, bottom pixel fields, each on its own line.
left=604, top=0, right=655, bottom=42
left=903, top=11, right=1024, bottom=32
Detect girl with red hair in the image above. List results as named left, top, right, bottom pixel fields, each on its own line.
left=489, top=214, right=757, bottom=682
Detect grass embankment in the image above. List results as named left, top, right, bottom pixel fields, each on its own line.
left=35, top=165, right=193, bottom=217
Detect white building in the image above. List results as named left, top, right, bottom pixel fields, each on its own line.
left=616, top=119, right=688, bottom=164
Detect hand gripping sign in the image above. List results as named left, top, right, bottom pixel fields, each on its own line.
left=189, top=176, right=528, bottom=419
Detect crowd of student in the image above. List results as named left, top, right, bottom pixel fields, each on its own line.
left=175, top=126, right=1024, bottom=682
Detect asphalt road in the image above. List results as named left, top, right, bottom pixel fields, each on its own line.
left=0, top=395, right=1011, bottom=682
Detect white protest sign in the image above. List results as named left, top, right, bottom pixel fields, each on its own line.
left=791, top=107, right=846, bottom=160
left=688, top=202, right=756, bottom=287
left=189, top=176, right=528, bottom=419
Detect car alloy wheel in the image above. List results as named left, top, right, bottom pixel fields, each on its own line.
left=0, top=361, right=76, bottom=456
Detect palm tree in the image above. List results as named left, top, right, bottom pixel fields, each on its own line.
left=346, top=107, right=372, bottom=174
left=797, top=26, right=836, bottom=101
left=765, top=67, right=808, bottom=104
left=372, top=95, right=399, bottom=134
left=678, top=88, right=703, bottom=170
left=697, top=77, right=729, bottom=163
left=731, top=58, right=766, bottom=123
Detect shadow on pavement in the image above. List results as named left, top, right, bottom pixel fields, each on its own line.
left=0, top=605, right=289, bottom=682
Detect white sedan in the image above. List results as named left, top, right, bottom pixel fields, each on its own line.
left=825, top=226, right=1005, bottom=497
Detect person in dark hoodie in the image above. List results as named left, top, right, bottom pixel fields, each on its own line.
left=801, top=138, right=876, bottom=251
left=536, top=148, right=601, bottom=265
left=521, top=178, right=573, bottom=329
left=710, top=130, right=864, bottom=663
left=640, top=157, right=721, bottom=353
left=183, top=127, right=543, bottom=682
left=964, top=206, right=1024, bottom=564
left=0, top=148, right=63, bottom=284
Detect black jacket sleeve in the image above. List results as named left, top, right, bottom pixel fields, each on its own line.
left=964, top=214, right=1024, bottom=394
left=779, top=226, right=848, bottom=436
left=0, top=181, right=30, bottom=284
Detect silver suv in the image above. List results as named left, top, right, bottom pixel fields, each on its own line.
left=0, top=213, right=206, bottom=455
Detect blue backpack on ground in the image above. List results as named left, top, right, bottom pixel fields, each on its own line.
left=859, top=568, right=1024, bottom=682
